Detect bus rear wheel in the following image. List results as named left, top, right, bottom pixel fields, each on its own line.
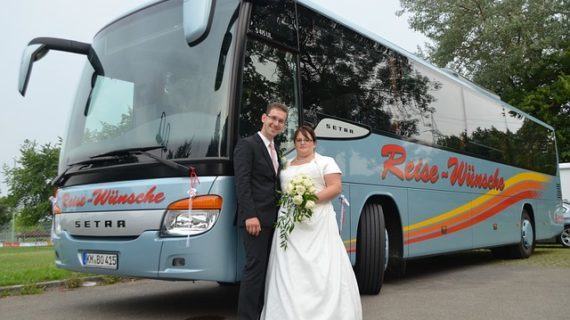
left=513, top=210, right=535, bottom=258
left=355, top=203, right=387, bottom=295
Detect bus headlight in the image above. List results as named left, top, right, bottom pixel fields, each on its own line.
left=161, top=195, right=223, bottom=236
left=51, top=191, right=63, bottom=237
left=52, top=214, right=63, bottom=236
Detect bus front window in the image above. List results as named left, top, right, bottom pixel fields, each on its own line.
left=62, top=0, right=240, bottom=168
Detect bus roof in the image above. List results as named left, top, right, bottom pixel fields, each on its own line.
left=298, top=0, right=555, bottom=131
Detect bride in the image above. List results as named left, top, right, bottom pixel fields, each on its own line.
left=261, top=125, right=362, bottom=320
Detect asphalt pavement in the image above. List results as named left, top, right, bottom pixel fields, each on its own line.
left=1, top=253, right=569, bottom=320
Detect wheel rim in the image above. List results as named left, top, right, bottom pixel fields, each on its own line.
left=384, top=228, right=389, bottom=271
left=561, top=227, right=570, bottom=247
left=521, top=219, right=534, bottom=249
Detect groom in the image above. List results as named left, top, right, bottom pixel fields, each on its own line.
left=234, top=102, right=288, bottom=320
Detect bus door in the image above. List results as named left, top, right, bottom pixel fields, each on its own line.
left=235, top=0, right=301, bottom=279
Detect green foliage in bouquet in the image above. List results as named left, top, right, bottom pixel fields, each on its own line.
left=275, top=174, right=318, bottom=250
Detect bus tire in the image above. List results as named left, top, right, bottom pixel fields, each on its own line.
left=508, top=209, right=535, bottom=259
left=355, top=203, right=386, bottom=295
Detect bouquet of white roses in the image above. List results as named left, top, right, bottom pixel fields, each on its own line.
left=275, top=174, right=318, bottom=250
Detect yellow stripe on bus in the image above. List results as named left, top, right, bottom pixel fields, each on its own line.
left=403, top=172, right=549, bottom=232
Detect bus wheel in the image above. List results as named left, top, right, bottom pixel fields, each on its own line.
left=355, top=203, right=386, bottom=295
left=384, top=228, right=389, bottom=272
left=510, top=210, right=535, bottom=258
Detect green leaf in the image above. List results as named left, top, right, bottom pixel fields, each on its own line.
left=3, top=140, right=61, bottom=226
left=399, top=0, right=570, bottom=161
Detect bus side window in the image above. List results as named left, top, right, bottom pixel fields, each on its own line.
left=297, top=4, right=437, bottom=142
left=238, top=39, right=299, bottom=150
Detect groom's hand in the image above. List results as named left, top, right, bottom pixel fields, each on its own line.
left=245, top=217, right=261, bottom=237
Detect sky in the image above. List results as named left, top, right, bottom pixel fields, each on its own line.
left=0, top=0, right=428, bottom=196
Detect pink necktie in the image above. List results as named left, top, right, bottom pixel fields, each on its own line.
left=269, top=141, right=279, bottom=174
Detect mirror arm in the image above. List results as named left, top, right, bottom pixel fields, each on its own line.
left=19, top=37, right=104, bottom=96
left=29, top=37, right=90, bottom=56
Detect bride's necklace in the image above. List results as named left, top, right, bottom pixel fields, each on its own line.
left=292, top=154, right=314, bottom=165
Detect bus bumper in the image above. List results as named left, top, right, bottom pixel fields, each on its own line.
left=53, top=229, right=237, bottom=282
left=54, top=231, right=163, bottom=278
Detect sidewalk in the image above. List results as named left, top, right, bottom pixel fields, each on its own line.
left=0, top=276, right=129, bottom=297
left=0, top=241, right=50, bottom=248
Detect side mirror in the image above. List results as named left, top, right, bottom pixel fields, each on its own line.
left=183, top=0, right=216, bottom=46
left=17, top=37, right=91, bottom=97
left=18, top=44, right=48, bottom=96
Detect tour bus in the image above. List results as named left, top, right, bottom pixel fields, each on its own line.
left=19, top=0, right=563, bottom=294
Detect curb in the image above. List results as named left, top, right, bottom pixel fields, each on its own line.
left=0, top=241, right=51, bottom=248
left=0, top=276, right=111, bottom=296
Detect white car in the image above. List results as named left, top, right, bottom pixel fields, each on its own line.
left=559, top=202, right=570, bottom=248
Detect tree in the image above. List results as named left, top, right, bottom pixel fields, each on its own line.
left=3, top=139, right=60, bottom=226
left=398, top=0, right=570, bottom=160
left=0, top=197, right=11, bottom=226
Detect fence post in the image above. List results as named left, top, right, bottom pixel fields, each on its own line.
left=11, top=210, right=15, bottom=242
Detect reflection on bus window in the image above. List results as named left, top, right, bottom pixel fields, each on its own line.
left=239, top=39, right=299, bottom=151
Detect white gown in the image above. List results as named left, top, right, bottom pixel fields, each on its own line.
left=261, top=153, right=362, bottom=320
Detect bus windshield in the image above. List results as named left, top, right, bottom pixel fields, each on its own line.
left=62, top=0, right=240, bottom=167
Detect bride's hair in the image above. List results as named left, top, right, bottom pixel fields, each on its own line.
left=294, top=125, right=316, bottom=143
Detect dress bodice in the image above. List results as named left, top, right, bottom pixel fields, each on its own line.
left=279, top=153, right=341, bottom=195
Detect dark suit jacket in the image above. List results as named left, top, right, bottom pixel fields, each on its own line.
left=233, top=133, right=281, bottom=227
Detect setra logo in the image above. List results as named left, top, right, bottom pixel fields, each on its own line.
left=74, top=220, right=126, bottom=228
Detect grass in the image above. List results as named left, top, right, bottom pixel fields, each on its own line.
left=19, top=284, right=45, bottom=295
left=0, top=246, right=127, bottom=297
left=0, top=246, right=80, bottom=287
left=497, top=244, right=570, bottom=268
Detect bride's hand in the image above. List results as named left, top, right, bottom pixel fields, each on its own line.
left=316, top=173, right=342, bottom=204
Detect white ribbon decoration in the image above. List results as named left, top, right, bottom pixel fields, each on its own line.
left=186, top=167, right=200, bottom=248
left=186, top=187, right=197, bottom=248
left=339, top=194, right=350, bottom=233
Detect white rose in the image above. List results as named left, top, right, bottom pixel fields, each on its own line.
left=305, top=200, right=316, bottom=210
left=302, top=178, right=312, bottom=187
left=286, top=183, right=294, bottom=194
left=293, top=195, right=303, bottom=205
left=309, top=186, right=317, bottom=194
left=295, top=185, right=306, bottom=195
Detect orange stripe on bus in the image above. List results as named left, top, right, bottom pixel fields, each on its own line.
left=404, top=180, right=544, bottom=239
left=405, top=190, right=540, bottom=245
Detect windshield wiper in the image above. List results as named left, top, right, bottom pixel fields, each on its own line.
left=51, top=158, right=111, bottom=187
left=90, top=146, right=189, bottom=175
left=90, top=145, right=165, bottom=158
left=51, top=146, right=189, bottom=187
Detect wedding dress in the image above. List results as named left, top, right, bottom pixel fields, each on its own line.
left=260, top=153, right=362, bottom=320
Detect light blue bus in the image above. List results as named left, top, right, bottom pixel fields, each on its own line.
left=19, top=0, right=563, bottom=294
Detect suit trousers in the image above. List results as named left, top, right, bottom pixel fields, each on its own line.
left=238, top=227, right=275, bottom=320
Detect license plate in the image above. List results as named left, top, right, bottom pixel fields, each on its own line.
left=82, top=252, right=118, bottom=269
